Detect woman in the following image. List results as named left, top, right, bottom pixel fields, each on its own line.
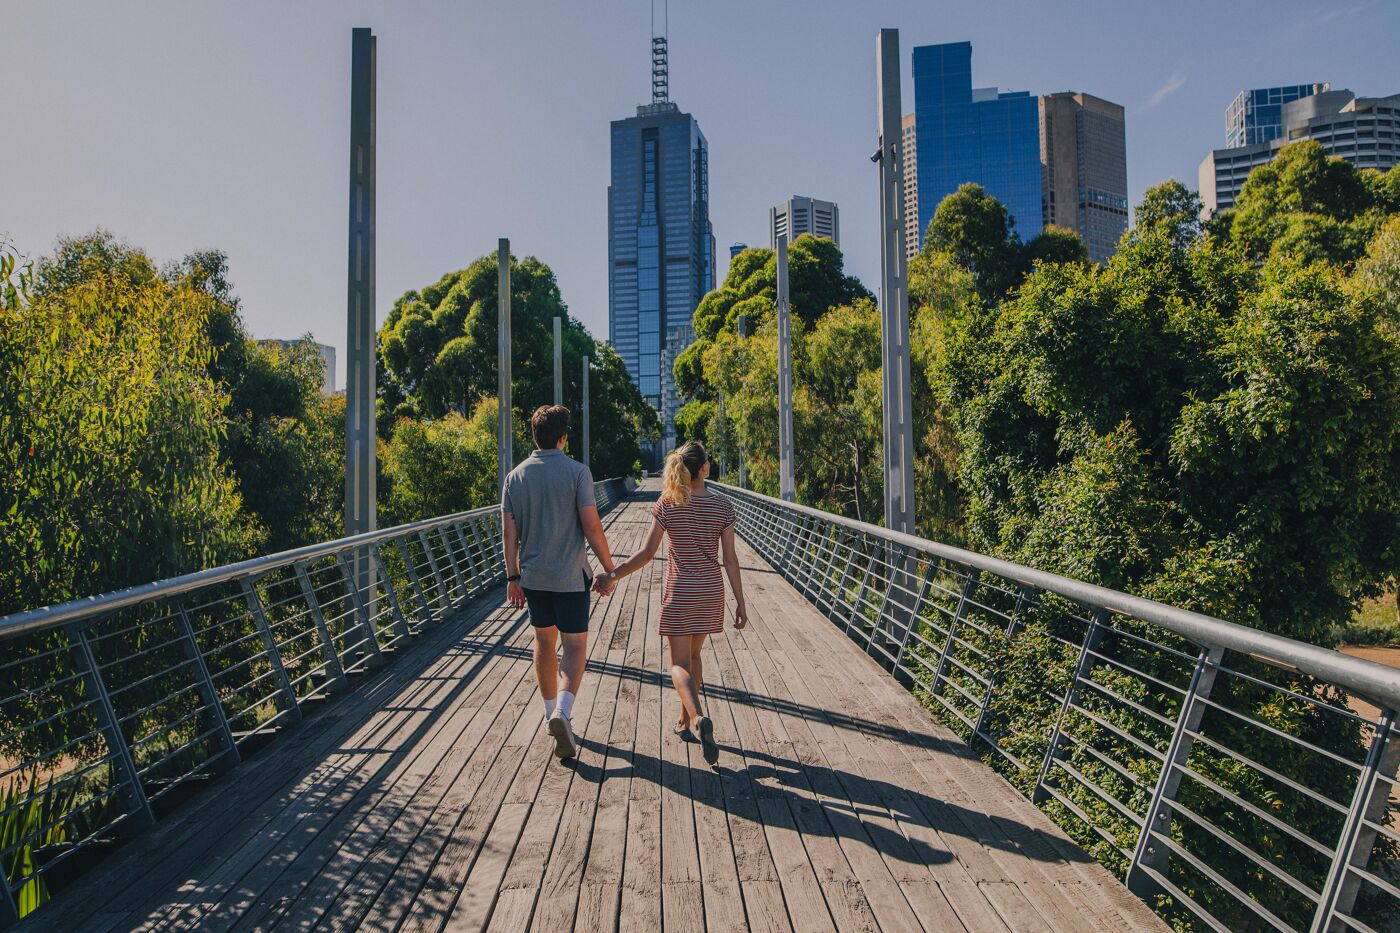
left=594, top=441, right=748, bottom=766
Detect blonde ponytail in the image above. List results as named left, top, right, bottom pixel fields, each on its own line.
left=660, top=442, right=708, bottom=506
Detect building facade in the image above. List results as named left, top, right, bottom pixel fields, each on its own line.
left=729, top=242, right=749, bottom=259
left=769, top=196, right=839, bottom=249
left=912, top=41, right=1043, bottom=250
left=1226, top=84, right=1329, bottom=148
left=1200, top=89, right=1400, bottom=216
left=901, top=112, right=919, bottom=259
left=1039, top=92, right=1129, bottom=264
left=608, top=101, right=715, bottom=463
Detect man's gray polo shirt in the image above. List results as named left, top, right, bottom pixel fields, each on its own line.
left=501, top=448, right=595, bottom=592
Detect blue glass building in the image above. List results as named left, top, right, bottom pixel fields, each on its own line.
left=912, top=42, right=1043, bottom=248
left=609, top=101, right=714, bottom=462
left=1225, top=84, right=1328, bottom=148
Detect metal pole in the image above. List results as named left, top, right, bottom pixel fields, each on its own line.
left=776, top=234, right=796, bottom=502
left=737, top=313, right=748, bottom=489
left=875, top=27, right=916, bottom=536
left=497, top=238, right=512, bottom=496
left=346, top=27, right=378, bottom=596
left=581, top=355, right=590, bottom=468
left=553, top=316, right=563, bottom=406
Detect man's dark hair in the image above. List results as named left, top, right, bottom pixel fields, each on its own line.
left=531, top=405, right=571, bottom=450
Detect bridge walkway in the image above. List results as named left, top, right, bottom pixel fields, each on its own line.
left=32, top=486, right=1165, bottom=932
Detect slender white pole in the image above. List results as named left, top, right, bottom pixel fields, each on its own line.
left=876, top=28, right=916, bottom=535
left=776, top=234, right=796, bottom=502
left=553, top=316, right=563, bottom=406
left=581, top=355, right=590, bottom=468
left=497, top=239, right=512, bottom=495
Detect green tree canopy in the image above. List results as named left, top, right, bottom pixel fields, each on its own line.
left=1, top=233, right=255, bottom=615
left=930, top=167, right=1400, bottom=641
left=378, top=252, right=656, bottom=483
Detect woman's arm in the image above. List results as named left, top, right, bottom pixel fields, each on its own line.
left=719, top=526, right=748, bottom=628
left=594, top=518, right=664, bottom=592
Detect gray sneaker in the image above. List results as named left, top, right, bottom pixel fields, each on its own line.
left=547, top=712, right=579, bottom=760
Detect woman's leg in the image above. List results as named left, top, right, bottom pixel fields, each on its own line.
left=675, top=632, right=709, bottom=730
left=666, top=634, right=705, bottom=728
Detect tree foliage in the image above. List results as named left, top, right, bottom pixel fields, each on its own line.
left=378, top=252, right=656, bottom=483
left=0, top=233, right=255, bottom=616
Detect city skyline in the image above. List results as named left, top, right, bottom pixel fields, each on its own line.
left=5, top=1, right=1397, bottom=386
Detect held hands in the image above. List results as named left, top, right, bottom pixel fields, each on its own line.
left=506, top=581, right=526, bottom=609
left=592, top=572, right=617, bottom=597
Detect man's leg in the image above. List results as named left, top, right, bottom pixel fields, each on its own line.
left=555, top=631, right=589, bottom=720
left=532, top=625, right=559, bottom=717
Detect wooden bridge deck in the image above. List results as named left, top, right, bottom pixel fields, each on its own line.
left=35, top=486, right=1165, bottom=932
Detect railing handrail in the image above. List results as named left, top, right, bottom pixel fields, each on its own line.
left=0, top=503, right=502, bottom=641
left=712, top=481, right=1400, bottom=710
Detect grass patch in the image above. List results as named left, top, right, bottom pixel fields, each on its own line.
left=1330, top=592, right=1400, bottom=647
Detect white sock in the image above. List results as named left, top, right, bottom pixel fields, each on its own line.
left=542, top=696, right=555, bottom=719
left=556, top=690, right=576, bottom=720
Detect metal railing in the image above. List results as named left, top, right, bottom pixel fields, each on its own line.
left=719, top=482, right=1400, bottom=933
left=0, top=478, right=630, bottom=926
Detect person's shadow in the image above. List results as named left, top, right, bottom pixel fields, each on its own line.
left=566, top=732, right=1090, bottom=869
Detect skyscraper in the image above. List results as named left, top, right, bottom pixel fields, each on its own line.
left=1039, top=92, right=1129, bottom=264
left=912, top=41, right=1043, bottom=250
left=901, top=113, right=919, bottom=260
left=729, top=243, right=749, bottom=259
left=769, top=196, right=839, bottom=249
left=1200, top=88, right=1399, bottom=216
left=1226, top=84, right=1329, bottom=148
left=608, top=36, right=715, bottom=462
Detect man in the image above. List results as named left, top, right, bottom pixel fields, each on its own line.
left=501, top=405, right=617, bottom=759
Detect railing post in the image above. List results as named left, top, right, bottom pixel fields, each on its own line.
left=453, top=521, right=484, bottom=594
left=848, top=546, right=876, bottom=637
left=0, top=867, right=19, bottom=925
left=930, top=569, right=979, bottom=700
left=1311, top=708, right=1400, bottom=932
left=973, top=585, right=1033, bottom=742
left=292, top=562, right=349, bottom=692
left=396, top=536, right=435, bottom=626
left=417, top=529, right=450, bottom=610
left=65, top=624, right=156, bottom=829
left=334, top=552, right=386, bottom=668
left=831, top=528, right=860, bottom=627
left=1126, top=642, right=1223, bottom=896
left=173, top=601, right=241, bottom=770
left=369, top=545, right=414, bottom=642
left=869, top=543, right=905, bottom=657
left=1033, top=607, right=1107, bottom=804
left=239, top=579, right=303, bottom=723
left=436, top=526, right=470, bottom=603
left=894, top=557, right=935, bottom=670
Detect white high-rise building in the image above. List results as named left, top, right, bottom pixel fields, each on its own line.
left=769, top=196, right=839, bottom=250
left=1200, top=89, right=1400, bottom=217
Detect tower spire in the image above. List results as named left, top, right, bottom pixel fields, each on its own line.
left=651, top=0, right=668, bottom=103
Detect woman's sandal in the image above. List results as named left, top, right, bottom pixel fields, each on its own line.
left=673, top=721, right=693, bottom=738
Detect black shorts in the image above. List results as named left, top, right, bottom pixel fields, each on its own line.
left=522, top=582, right=591, bottom=635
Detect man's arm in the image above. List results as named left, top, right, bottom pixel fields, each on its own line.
left=579, top=504, right=616, bottom=588
left=502, top=511, right=526, bottom=609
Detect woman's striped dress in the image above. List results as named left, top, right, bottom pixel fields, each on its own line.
left=652, top=491, right=736, bottom=636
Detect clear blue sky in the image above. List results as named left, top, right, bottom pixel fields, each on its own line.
left=5, top=1, right=1396, bottom=388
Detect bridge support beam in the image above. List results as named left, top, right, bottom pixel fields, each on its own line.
left=776, top=234, right=795, bottom=502
left=498, top=239, right=512, bottom=495
left=346, top=27, right=377, bottom=602
left=875, top=27, right=915, bottom=537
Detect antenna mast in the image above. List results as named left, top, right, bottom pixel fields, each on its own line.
left=651, top=0, right=668, bottom=103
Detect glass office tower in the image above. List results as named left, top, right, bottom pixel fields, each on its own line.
left=608, top=101, right=715, bottom=464
left=1225, top=84, right=1328, bottom=148
left=912, top=41, right=1043, bottom=248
